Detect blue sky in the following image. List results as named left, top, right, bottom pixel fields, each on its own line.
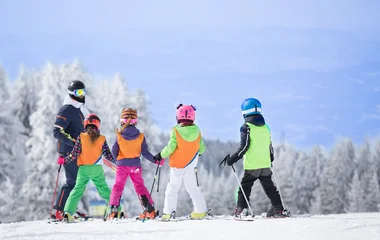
left=1, top=0, right=380, bottom=149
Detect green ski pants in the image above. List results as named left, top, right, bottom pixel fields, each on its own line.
left=64, top=165, right=111, bottom=215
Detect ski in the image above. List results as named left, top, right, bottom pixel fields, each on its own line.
left=233, top=217, right=255, bottom=221
left=156, top=209, right=215, bottom=222
left=47, top=214, right=99, bottom=224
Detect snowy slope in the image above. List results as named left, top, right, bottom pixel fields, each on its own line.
left=1, top=213, right=380, bottom=240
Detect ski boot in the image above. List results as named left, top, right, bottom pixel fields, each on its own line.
left=233, top=206, right=245, bottom=218
left=139, top=205, right=157, bottom=220
left=190, top=212, right=207, bottom=220
left=63, top=212, right=75, bottom=222
left=161, top=211, right=176, bottom=221
left=139, top=195, right=157, bottom=220
left=266, top=205, right=291, bottom=218
left=106, top=205, right=123, bottom=220
left=54, top=210, right=64, bottom=221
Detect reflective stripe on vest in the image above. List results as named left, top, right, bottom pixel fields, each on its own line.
left=77, top=133, right=106, bottom=166
left=169, top=128, right=201, bottom=168
left=243, top=122, right=271, bottom=170
left=116, top=133, right=144, bottom=160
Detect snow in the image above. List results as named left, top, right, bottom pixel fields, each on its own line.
left=1, top=213, right=380, bottom=240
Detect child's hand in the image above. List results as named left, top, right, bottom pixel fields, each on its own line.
left=153, top=153, right=162, bottom=161
left=57, top=156, right=65, bottom=165
left=227, top=154, right=238, bottom=166
left=155, top=158, right=165, bottom=166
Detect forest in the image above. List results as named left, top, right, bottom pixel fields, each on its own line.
left=0, top=60, right=379, bottom=223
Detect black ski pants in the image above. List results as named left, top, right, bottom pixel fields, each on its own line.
left=237, top=168, right=282, bottom=208
left=54, top=156, right=79, bottom=211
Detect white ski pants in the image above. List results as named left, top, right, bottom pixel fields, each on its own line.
left=163, top=156, right=207, bottom=214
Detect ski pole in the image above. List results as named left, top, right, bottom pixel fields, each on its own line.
left=271, top=165, right=286, bottom=208
left=220, top=155, right=254, bottom=217
left=150, top=161, right=161, bottom=195
left=157, top=165, right=161, bottom=192
left=231, top=164, right=254, bottom=217
left=49, top=164, right=62, bottom=218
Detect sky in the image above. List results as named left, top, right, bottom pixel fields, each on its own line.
left=1, top=0, right=380, bottom=149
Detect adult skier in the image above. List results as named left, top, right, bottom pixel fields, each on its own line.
left=52, top=80, right=90, bottom=220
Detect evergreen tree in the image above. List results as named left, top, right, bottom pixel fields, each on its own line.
left=319, top=139, right=355, bottom=214
left=364, top=171, right=380, bottom=212
left=0, top=65, right=26, bottom=222
left=21, top=62, right=66, bottom=220
left=308, top=145, right=328, bottom=214
left=347, top=171, right=366, bottom=212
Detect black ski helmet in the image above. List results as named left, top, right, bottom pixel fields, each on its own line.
left=67, top=80, right=86, bottom=103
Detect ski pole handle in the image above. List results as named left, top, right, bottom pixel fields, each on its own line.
left=219, top=154, right=230, bottom=169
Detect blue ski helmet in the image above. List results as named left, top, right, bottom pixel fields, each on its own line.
left=241, top=98, right=262, bottom=117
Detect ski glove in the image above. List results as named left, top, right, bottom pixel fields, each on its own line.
left=227, top=153, right=238, bottom=166
left=57, top=156, right=65, bottom=165
left=153, top=152, right=162, bottom=161
left=155, top=158, right=165, bottom=166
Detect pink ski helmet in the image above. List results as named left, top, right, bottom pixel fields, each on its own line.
left=176, top=104, right=196, bottom=122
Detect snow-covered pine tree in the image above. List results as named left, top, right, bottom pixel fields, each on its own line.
left=355, top=139, right=371, bottom=179
left=0, top=65, right=9, bottom=101
left=373, top=140, right=380, bottom=186
left=347, top=171, right=366, bottom=212
left=308, top=145, right=328, bottom=214
left=21, top=62, right=67, bottom=220
left=319, top=138, right=355, bottom=214
left=12, top=66, right=40, bottom=137
left=292, top=152, right=316, bottom=214
left=364, top=171, right=380, bottom=212
left=272, top=143, right=298, bottom=211
left=346, top=140, right=372, bottom=212
left=0, top=65, right=26, bottom=222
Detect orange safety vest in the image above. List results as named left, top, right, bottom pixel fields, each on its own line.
left=116, top=133, right=145, bottom=160
left=77, top=133, right=106, bottom=166
left=169, top=128, right=201, bottom=168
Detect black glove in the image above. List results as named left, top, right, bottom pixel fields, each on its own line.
left=227, top=153, right=238, bottom=166
left=153, top=152, right=162, bottom=161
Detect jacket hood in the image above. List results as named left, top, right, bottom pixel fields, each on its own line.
left=120, top=125, right=141, bottom=140
left=245, top=114, right=266, bottom=126
left=175, top=124, right=201, bottom=141
left=63, top=95, right=90, bottom=117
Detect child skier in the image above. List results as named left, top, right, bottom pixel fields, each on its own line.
left=225, top=98, right=289, bottom=218
left=61, top=114, right=115, bottom=222
left=153, top=104, right=208, bottom=220
left=107, top=108, right=163, bottom=220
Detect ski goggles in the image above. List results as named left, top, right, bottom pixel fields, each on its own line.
left=68, top=89, right=86, bottom=97
left=120, top=118, right=138, bottom=124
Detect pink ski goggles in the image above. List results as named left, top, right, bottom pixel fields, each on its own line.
left=120, top=118, right=138, bottom=124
